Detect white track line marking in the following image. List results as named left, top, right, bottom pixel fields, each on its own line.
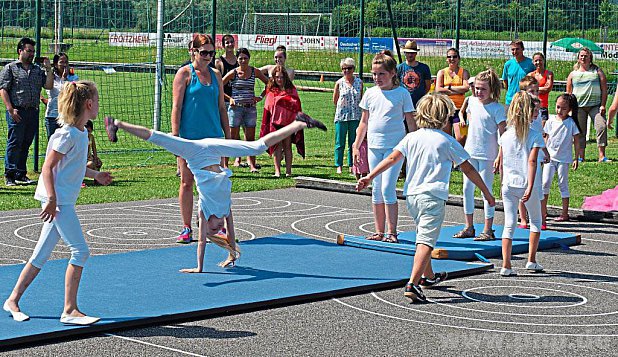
left=105, top=333, right=207, bottom=356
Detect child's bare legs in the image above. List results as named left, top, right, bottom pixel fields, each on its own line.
left=560, top=197, right=570, bottom=219
left=528, top=231, right=541, bottom=263
left=385, top=203, right=398, bottom=235
left=372, top=203, right=386, bottom=234
left=519, top=201, right=528, bottom=226
left=541, top=194, right=549, bottom=226
left=501, top=239, right=513, bottom=269
left=5, top=263, right=40, bottom=312
left=409, top=244, right=432, bottom=285
left=63, top=264, right=86, bottom=317
left=273, top=144, right=282, bottom=177
left=244, top=126, right=258, bottom=171
left=114, top=120, right=153, bottom=140
left=262, top=121, right=307, bottom=147
left=282, top=137, right=293, bottom=176
left=464, top=213, right=474, bottom=230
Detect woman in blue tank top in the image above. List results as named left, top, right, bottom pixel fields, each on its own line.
left=170, top=34, right=231, bottom=245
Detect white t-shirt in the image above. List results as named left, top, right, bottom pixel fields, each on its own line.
left=498, top=127, right=545, bottom=189
left=359, top=85, right=414, bottom=149
left=464, top=97, right=506, bottom=161
left=543, top=116, right=580, bottom=163
left=35, top=125, right=88, bottom=205
left=394, top=128, right=470, bottom=201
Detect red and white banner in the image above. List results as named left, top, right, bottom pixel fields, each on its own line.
left=239, top=34, right=337, bottom=51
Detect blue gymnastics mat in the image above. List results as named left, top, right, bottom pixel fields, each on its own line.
left=338, top=224, right=581, bottom=260
left=0, top=234, right=492, bottom=348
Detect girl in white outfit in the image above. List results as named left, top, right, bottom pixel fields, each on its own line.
left=105, top=113, right=326, bottom=272
left=497, top=91, right=546, bottom=276
left=352, top=54, right=415, bottom=243
left=541, top=93, right=581, bottom=225
left=453, top=69, right=506, bottom=241
left=4, top=81, right=113, bottom=325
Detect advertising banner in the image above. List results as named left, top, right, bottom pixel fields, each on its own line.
left=338, top=37, right=393, bottom=53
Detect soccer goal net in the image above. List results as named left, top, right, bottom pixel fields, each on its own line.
left=242, top=12, right=333, bottom=36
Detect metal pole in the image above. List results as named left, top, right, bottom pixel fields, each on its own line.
left=542, top=0, right=548, bottom=58
left=455, top=0, right=461, bottom=49
left=34, top=0, right=42, bottom=172
left=153, top=0, right=164, bottom=131
left=359, top=0, right=365, bottom=83
left=211, top=0, right=216, bottom=42
left=385, top=0, right=402, bottom=64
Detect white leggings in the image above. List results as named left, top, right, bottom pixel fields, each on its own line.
left=502, top=185, right=542, bottom=239
left=149, top=131, right=268, bottom=166
left=542, top=160, right=570, bottom=197
left=463, top=158, right=495, bottom=218
left=29, top=204, right=90, bottom=268
left=368, top=147, right=404, bottom=204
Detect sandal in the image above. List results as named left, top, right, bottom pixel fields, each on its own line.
left=453, top=226, right=475, bottom=239
left=383, top=233, right=399, bottom=243
left=366, top=233, right=384, bottom=241
left=474, top=230, right=496, bottom=241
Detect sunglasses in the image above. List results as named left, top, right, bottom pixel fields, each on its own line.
left=446, top=55, right=458, bottom=59
left=196, top=49, right=215, bottom=57
left=342, top=67, right=354, bottom=71
left=224, top=41, right=235, bottom=45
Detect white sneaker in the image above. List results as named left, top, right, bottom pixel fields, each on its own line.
left=525, top=261, right=544, bottom=271
left=60, top=314, right=100, bottom=325
left=499, top=268, right=517, bottom=276
left=3, top=300, right=29, bottom=322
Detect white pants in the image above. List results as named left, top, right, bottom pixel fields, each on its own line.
left=542, top=160, right=570, bottom=197
left=501, top=186, right=542, bottom=239
left=368, top=147, right=404, bottom=204
left=29, top=204, right=90, bottom=268
left=463, top=158, right=495, bottom=218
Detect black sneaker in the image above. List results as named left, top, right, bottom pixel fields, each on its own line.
left=105, top=116, right=118, bottom=142
left=404, top=282, right=427, bottom=302
left=420, top=271, right=448, bottom=287
left=15, top=175, right=36, bottom=185
left=5, top=177, right=16, bottom=187
left=295, top=112, right=327, bottom=131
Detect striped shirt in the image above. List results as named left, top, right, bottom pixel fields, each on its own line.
left=571, top=67, right=602, bottom=107
left=231, top=67, right=256, bottom=105
left=0, top=61, right=47, bottom=108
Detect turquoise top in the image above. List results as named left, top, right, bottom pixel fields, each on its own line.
left=180, top=64, right=224, bottom=140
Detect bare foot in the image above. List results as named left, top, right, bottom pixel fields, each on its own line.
left=179, top=267, right=202, bottom=273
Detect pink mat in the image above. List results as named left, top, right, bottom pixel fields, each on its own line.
left=582, top=185, right=618, bottom=212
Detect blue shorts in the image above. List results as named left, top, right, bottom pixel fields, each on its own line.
left=228, top=105, right=257, bottom=128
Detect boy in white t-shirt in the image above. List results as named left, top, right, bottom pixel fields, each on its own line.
left=357, top=93, right=495, bottom=302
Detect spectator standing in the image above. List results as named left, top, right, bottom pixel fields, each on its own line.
left=434, top=47, right=470, bottom=144
left=260, top=45, right=295, bottom=81
left=41, top=52, right=78, bottom=141
left=333, top=58, right=363, bottom=174
left=0, top=37, right=54, bottom=186
left=397, top=40, right=431, bottom=117
left=531, top=52, right=553, bottom=126
left=566, top=47, right=611, bottom=162
left=171, top=34, right=231, bottom=244
left=501, top=40, right=535, bottom=107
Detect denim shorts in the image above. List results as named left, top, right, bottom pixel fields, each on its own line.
left=228, top=105, right=257, bottom=128
left=406, top=193, right=446, bottom=248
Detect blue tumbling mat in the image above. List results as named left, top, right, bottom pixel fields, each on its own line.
left=338, top=224, right=580, bottom=260
left=0, top=234, right=492, bottom=348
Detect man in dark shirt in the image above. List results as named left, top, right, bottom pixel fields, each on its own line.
left=0, top=37, right=54, bottom=186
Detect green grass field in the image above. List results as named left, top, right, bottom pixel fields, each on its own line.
left=1, top=38, right=617, bottom=212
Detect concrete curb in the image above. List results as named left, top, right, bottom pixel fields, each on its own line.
left=294, top=176, right=617, bottom=224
